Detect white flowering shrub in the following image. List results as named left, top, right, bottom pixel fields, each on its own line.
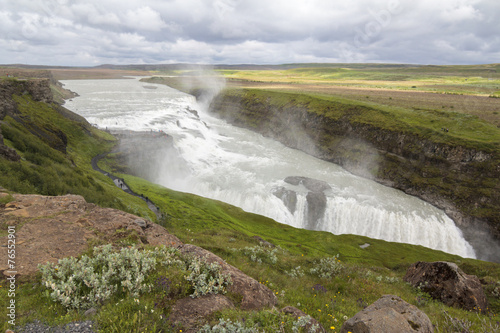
left=492, top=282, right=500, bottom=298
left=198, top=318, right=263, bottom=333
left=39, top=245, right=178, bottom=309
left=365, top=270, right=400, bottom=284
left=239, top=245, right=279, bottom=265
left=292, top=315, right=319, bottom=333
left=309, top=254, right=343, bottom=278
left=184, top=257, right=232, bottom=298
left=199, top=315, right=318, bottom=333
left=378, top=276, right=400, bottom=284
left=286, top=266, right=305, bottom=278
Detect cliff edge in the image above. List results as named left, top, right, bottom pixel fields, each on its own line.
left=209, top=89, right=500, bottom=262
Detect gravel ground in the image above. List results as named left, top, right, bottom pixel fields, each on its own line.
left=17, top=320, right=97, bottom=333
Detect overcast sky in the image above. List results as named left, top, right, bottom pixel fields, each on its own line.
left=1, top=0, right=499, bottom=66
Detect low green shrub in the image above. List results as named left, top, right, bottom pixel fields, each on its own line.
left=198, top=314, right=319, bottom=333
left=237, top=245, right=279, bottom=265
left=184, top=257, right=232, bottom=298
left=309, top=255, right=343, bottom=278
left=437, top=310, right=500, bottom=333
left=38, top=244, right=233, bottom=311
left=286, top=266, right=306, bottom=278
left=199, top=318, right=262, bottom=333
left=38, top=245, right=178, bottom=309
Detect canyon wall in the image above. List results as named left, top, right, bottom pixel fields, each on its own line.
left=209, top=89, right=500, bottom=262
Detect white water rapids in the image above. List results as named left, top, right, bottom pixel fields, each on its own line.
left=62, top=77, right=476, bottom=258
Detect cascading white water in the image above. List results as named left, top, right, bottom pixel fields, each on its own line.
left=62, top=77, right=476, bottom=258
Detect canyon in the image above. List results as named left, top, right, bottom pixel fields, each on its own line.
left=208, top=89, right=500, bottom=262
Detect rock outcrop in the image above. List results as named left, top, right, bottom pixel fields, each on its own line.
left=0, top=192, right=182, bottom=276
left=404, top=261, right=489, bottom=313
left=0, top=131, right=20, bottom=161
left=284, top=176, right=331, bottom=193
left=274, top=176, right=332, bottom=230
left=272, top=187, right=297, bottom=214
left=340, top=295, right=434, bottom=333
left=0, top=191, right=280, bottom=329
left=0, top=79, right=53, bottom=116
left=0, top=78, right=73, bottom=155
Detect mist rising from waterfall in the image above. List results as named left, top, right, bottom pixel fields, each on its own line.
left=61, top=77, right=478, bottom=260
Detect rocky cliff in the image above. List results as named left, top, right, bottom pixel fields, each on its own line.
left=0, top=78, right=53, bottom=118
left=0, top=79, right=55, bottom=161
left=209, top=89, right=500, bottom=262
left=0, top=78, right=84, bottom=159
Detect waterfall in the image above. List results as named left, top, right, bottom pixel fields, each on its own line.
left=62, top=77, right=476, bottom=259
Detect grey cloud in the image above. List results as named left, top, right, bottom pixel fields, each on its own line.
left=0, top=0, right=499, bottom=65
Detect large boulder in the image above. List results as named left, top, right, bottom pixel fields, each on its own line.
left=404, top=261, right=488, bottom=313
left=178, top=244, right=277, bottom=310
left=272, top=186, right=297, bottom=214
left=340, top=295, right=433, bottom=333
left=281, top=176, right=331, bottom=229
left=284, top=176, right=331, bottom=193
left=306, top=191, right=327, bottom=230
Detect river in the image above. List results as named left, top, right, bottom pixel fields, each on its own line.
left=62, top=77, right=476, bottom=259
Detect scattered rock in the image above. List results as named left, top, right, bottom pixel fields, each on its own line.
left=360, top=243, right=371, bottom=249
left=0, top=141, right=20, bottom=162
left=272, top=186, right=297, bottom=214
left=84, top=307, right=97, bottom=317
left=169, top=294, right=234, bottom=332
left=340, top=295, right=433, bottom=333
left=252, top=235, right=276, bottom=248
left=306, top=191, right=327, bottom=229
left=404, top=261, right=489, bottom=313
left=178, top=244, right=277, bottom=310
left=284, top=176, right=331, bottom=193
left=134, top=218, right=147, bottom=229
left=281, top=306, right=326, bottom=333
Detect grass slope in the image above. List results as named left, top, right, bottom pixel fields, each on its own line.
left=0, top=93, right=155, bottom=221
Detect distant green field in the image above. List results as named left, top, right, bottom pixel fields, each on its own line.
left=220, top=87, right=500, bottom=153
left=217, top=63, right=500, bottom=95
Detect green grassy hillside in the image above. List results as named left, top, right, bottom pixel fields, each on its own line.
left=0, top=84, right=155, bottom=221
